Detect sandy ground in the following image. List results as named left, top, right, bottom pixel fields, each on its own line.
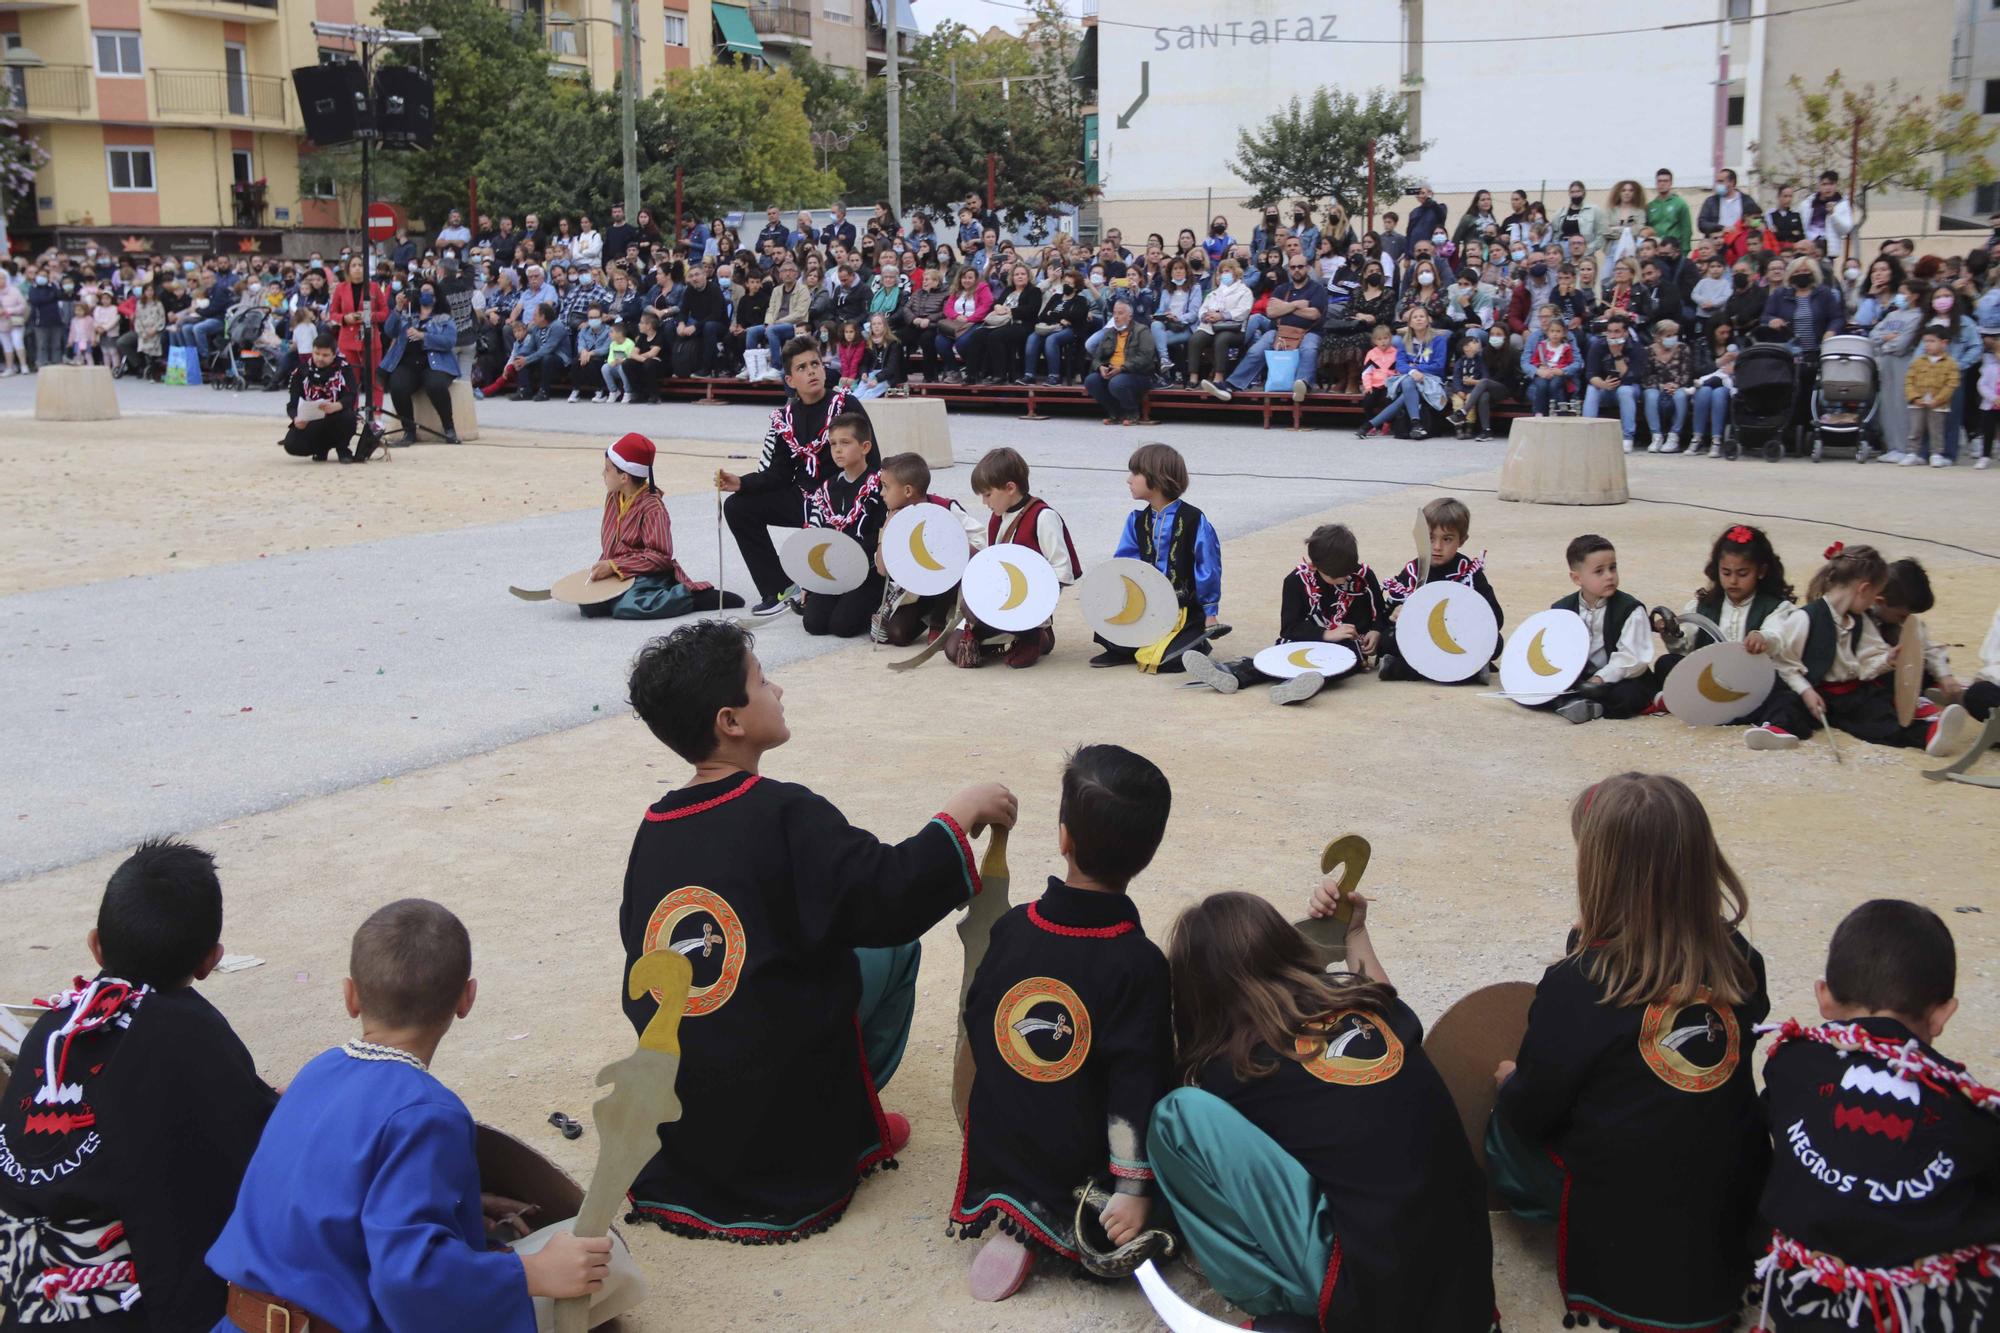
left=3, top=410, right=1999, bottom=1331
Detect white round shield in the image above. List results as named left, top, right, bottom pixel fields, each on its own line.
left=780, top=527, right=870, bottom=596
left=881, top=504, right=970, bottom=597
left=1662, top=640, right=1777, bottom=725
left=961, top=545, right=1060, bottom=634
left=1077, top=558, right=1182, bottom=649
left=1498, top=609, right=1590, bottom=706
left=1253, top=642, right=1360, bottom=680
left=1394, top=582, right=1501, bottom=683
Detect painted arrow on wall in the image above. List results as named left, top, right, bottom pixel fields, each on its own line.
left=1116, top=60, right=1150, bottom=129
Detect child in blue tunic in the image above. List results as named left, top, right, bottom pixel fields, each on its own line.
left=205, top=899, right=610, bottom=1333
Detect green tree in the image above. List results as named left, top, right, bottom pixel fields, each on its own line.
left=1, top=84, right=52, bottom=245
left=1228, top=87, right=1429, bottom=215
left=786, top=51, right=886, bottom=203
left=1755, top=72, right=1998, bottom=241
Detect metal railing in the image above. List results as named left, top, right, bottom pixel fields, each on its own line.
left=152, top=68, right=287, bottom=121
left=749, top=3, right=812, bottom=39
left=5, top=64, right=92, bottom=115
left=148, top=0, right=279, bottom=12
left=545, top=17, right=590, bottom=60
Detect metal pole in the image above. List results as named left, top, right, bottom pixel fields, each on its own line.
left=674, top=165, right=684, bottom=241
left=359, top=36, right=378, bottom=441
left=885, top=0, right=902, bottom=221
left=949, top=56, right=957, bottom=114
left=1846, top=115, right=1861, bottom=263
left=621, top=0, right=640, bottom=221
left=986, top=152, right=997, bottom=221
left=1365, top=139, right=1375, bottom=233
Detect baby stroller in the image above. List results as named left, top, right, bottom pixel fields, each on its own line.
left=1809, top=334, right=1879, bottom=463
left=1730, top=342, right=1797, bottom=462
left=212, top=303, right=274, bottom=392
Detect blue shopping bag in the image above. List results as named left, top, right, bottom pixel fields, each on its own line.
left=167, top=344, right=202, bottom=386
left=1262, top=348, right=1301, bottom=393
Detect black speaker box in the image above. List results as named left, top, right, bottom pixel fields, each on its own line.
left=374, top=66, right=435, bottom=149
left=291, top=62, right=371, bottom=146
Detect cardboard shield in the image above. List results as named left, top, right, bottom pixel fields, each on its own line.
left=1412, top=511, right=1433, bottom=587
left=780, top=527, right=869, bottom=596
left=1895, top=614, right=1926, bottom=726
left=1078, top=558, right=1181, bottom=650
left=1498, top=609, right=1589, bottom=706
left=1293, top=834, right=1371, bottom=969
left=1420, top=981, right=1536, bottom=1208
left=1662, top=641, right=1777, bottom=725
left=1253, top=642, right=1360, bottom=680
left=961, top=545, right=1060, bottom=634
left=474, top=1125, right=646, bottom=1332
left=882, top=504, right=970, bottom=598
left=506, top=568, right=636, bottom=605
left=1394, top=582, right=1501, bottom=683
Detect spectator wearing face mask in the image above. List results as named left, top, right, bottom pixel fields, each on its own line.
left=1583, top=312, right=1648, bottom=451
left=1201, top=254, right=1327, bottom=403
left=1698, top=169, right=1762, bottom=240
left=26, top=269, right=67, bottom=370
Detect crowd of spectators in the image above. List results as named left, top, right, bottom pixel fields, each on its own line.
left=4, top=173, right=1998, bottom=460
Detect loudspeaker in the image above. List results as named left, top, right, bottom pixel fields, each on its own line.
left=291, top=62, right=371, bottom=146
left=374, top=66, right=434, bottom=149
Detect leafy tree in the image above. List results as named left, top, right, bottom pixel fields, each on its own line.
left=1228, top=87, right=1430, bottom=215
left=786, top=51, right=886, bottom=203
left=1, top=83, right=52, bottom=248
left=1755, top=72, right=1998, bottom=241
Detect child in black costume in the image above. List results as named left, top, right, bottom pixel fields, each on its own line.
left=1378, top=496, right=1505, bottom=683
left=1183, top=523, right=1383, bottom=706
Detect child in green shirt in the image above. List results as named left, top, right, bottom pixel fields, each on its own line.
left=603, top=320, right=639, bottom=403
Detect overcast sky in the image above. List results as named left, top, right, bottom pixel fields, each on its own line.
left=911, top=0, right=1047, bottom=37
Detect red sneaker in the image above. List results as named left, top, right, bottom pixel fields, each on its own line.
left=1913, top=698, right=1942, bottom=722
left=1640, top=695, right=1670, bottom=717
left=883, top=1111, right=911, bottom=1156
left=1744, top=723, right=1801, bottom=751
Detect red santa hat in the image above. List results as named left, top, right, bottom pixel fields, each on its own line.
left=607, top=432, right=655, bottom=479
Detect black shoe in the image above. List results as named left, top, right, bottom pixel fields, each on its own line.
left=311, top=453, right=328, bottom=462
left=396, top=430, right=417, bottom=447
left=1088, top=650, right=1130, bottom=668
left=1207, top=623, right=1232, bottom=641
left=532, top=391, right=550, bottom=402
left=1474, top=429, right=1493, bottom=441
left=336, top=450, right=355, bottom=464
left=442, top=429, right=460, bottom=444
left=1377, top=652, right=1402, bottom=677
left=751, top=596, right=788, bottom=618
left=1409, top=426, right=1429, bottom=440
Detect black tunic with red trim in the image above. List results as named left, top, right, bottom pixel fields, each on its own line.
left=950, top=879, right=1173, bottom=1261
left=1195, top=998, right=1496, bottom=1333
left=617, top=772, right=981, bottom=1242
left=1380, top=553, right=1506, bottom=631
left=1756, top=1017, right=2000, bottom=1324
left=1279, top=564, right=1385, bottom=645
left=0, top=974, right=276, bottom=1330
left=1494, top=931, right=1771, bottom=1332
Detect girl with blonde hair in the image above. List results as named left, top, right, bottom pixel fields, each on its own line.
left=1488, top=772, right=1769, bottom=1333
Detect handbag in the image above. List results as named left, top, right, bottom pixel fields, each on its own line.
left=982, top=304, right=1014, bottom=329
left=1274, top=324, right=1307, bottom=352
left=166, top=343, right=201, bottom=386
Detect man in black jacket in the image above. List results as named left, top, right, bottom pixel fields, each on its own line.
left=676, top=266, right=728, bottom=374
left=1406, top=186, right=1447, bottom=253
left=1697, top=169, right=1763, bottom=238
left=601, top=203, right=637, bottom=267
left=282, top=334, right=366, bottom=462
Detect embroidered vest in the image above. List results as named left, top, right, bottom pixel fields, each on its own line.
left=1135, top=502, right=1205, bottom=606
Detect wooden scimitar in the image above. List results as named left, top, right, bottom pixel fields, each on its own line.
left=952, top=826, right=1011, bottom=1130
left=553, top=948, right=694, bottom=1333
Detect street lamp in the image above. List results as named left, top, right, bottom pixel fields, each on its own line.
left=810, top=123, right=861, bottom=174
left=544, top=5, right=641, bottom=224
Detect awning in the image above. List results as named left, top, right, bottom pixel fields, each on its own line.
left=712, top=3, right=766, bottom=58
left=1069, top=24, right=1097, bottom=83
left=867, top=0, right=919, bottom=32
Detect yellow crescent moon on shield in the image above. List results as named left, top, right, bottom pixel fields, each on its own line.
left=1427, top=598, right=1467, bottom=655
left=1287, top=647, right=1318, bottom=670
left=908, top=522, right=946, bottom=572
left=807, top=541, right=836, bottom=582
left=1697, top=664, right=1750, bottom=703
left=1526, top=629, right=1562, bottom=677
left=998, top=561, right=1029, bottom=611
left=1105, top=575, right=1146, bottom=625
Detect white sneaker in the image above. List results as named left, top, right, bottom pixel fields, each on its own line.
left=1709, top=441, right=1724, bottom=458
left=620, top=392, right=632, bottom=404
left=1880, top=450, right=1907, bottom=464
left=1978, top=456, right=1992, bottom=469
left=1925, top=704, right=1979, bottom=757
left=1899, top=453, right=1921, bottom=466
left=592, top=391, right=608, bottom=403
left=1658, top=436, right=1683, bottom=455
left=734, top=366, right=752, bottom=380
left=1622, top=438, right=1635, bottom=453
left=1930, top=454, right=1952, bottom=468
left=1269, top=672, right=1327, bottom=705
left=567, top=390, right=581, bottom=403
left=1182, top=651, right=1238, bottom=695
left=1744, top=723, right=1802, bottom=751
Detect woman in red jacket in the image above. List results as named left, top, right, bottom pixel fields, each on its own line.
left=326, top=256, right=390, bottom=434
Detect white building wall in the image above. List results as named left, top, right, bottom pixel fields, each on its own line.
left=1095, top=0, right=1724, bottom=208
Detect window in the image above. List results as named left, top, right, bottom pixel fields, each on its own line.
left=106, top=147, right=156, bottom=192
left=1986, top=79, right=2000, bottom=115
left=318, top=46, right=352, bottom=64
left=1726, top=95, right=1744, bottom=127
left=822, top=0, right=852, bottom=22
left=225, top=43, right=248, bottom=117
left=300, top=160, right=337, bottom=199
left=93, top=30, right=143, bottom=77
left=1976, top=182, right=2000, bottom=215
left=1403, top=90, right=1421, bottom=147
left=1727, top=0, right=1752, bottom=18
left=663, top=12, right=688, bottom=45
left=232, top=149, right=255, bottom=185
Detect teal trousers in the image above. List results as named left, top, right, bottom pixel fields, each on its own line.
left=855, top=942, right=920, bottom=1090
left=1483, top=1108, right=1563, bottom=1225
left=1147, top=1087, right=1335, bottom=1320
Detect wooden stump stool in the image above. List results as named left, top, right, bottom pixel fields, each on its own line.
left=411, top=376, right=479, bottom=442
left=34, top=365, right=121, bottom=423
left=1497, top=416, right=1628, bottom=505
left=863, top=396, right=953, bottom=469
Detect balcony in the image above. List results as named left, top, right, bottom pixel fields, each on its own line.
left=748, top=2, right=811, bottom=45
left=151, top=68, right=288, bottom=124
left=4, top=63, right=92, bottom=119
left=544, top=15, right=590, bottom=75
left=148, top=0, right=280, bottom=22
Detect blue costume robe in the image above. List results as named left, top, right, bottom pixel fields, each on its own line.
left=205, top=1047, right=534, bottom=1333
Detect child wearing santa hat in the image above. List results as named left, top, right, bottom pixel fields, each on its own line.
left=584, top=433, right=746, bottom=619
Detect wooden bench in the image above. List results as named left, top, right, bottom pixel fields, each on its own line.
left=35, top=365, right=121, bottom=422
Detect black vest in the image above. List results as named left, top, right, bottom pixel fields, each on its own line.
left=1693, top=590, right=1787, bottom=648
left=1136, top=502, right=1205, bottom=608
left=1798, top=598, right=1862, bottom=685
left=1556, top=589, right=1642, bottom=665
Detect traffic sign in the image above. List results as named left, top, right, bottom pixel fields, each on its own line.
left=367, top=203, right=396, bottom=241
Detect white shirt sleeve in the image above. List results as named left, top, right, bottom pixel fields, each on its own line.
left=1037, top=509, right=1077, bottom=585
left=954, top=501, right=987, bottom=552
left=1980, top=608, right=2000, bottom=688
left=1768, top=607, right=1814, bottom=696
left=1917, top=621, right=1951, bottom=680
left=1599, top=604, right=1658, bottom=683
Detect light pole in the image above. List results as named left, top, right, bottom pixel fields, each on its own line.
left=884, top=0, right=901, bottom=221
left=547, top=10, right=641, bottom=222
left=810, top=124, right=859, bottom=175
